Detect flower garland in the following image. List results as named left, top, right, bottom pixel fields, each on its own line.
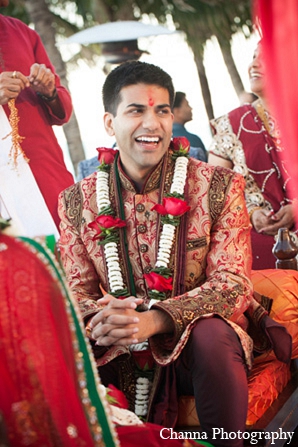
left=88, top=137, right=190, bottom=418
left=89, top=138, right=190, bottom=300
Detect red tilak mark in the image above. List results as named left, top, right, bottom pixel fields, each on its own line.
left=148, top=98, right=154, bottom=106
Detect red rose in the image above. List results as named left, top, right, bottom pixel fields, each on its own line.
left=132, top=349, right=155, bottom=371
left=152, top=197, right=190, bottom=217
left=170, top=137, right=190, bottom=154
left=88, top=215, right=126, bottom=240
left=107, top=384, right=129, bottom=409
left=144, top=271, right=173, bottom=291
left=96, top=147, right=117, bottom=164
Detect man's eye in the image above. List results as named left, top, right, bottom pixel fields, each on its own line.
left=130, top=108, right=143, bottom=114
left=158, top=109, right=170, bottom=115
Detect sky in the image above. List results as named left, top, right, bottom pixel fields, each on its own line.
left=55, top=29, right=259, bottom=177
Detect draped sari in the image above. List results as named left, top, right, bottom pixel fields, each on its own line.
left=0, top=233, right=207, bottom=447
left=209, top=104, right=297, bottom=269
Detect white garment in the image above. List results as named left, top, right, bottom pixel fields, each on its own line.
left=0, top=105, right=59, bottom=239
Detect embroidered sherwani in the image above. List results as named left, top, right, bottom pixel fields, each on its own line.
left=58, top=152, right=254, bottom=422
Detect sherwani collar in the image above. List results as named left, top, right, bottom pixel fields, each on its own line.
left=115, top=153, right=166, bottom=194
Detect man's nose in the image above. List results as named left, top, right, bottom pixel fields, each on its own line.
left=143, top=111, right=160, bottom=130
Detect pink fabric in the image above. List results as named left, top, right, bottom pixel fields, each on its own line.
left=255, top=1, right=298, bottom=216
left=0, top=15, right=74, bottom=227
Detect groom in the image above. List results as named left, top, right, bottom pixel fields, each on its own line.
left=58, top=60, right=254, bottom=447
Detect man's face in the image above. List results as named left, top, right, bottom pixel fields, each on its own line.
left=179, top=97, right=193, bottom=123
left=104, top=83, right=173, bottom=185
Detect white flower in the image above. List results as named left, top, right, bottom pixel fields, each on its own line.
left=135, top=377, right=151, bottom=418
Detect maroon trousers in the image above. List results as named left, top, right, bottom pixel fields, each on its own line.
left=175, top=318, right=248, bottom=446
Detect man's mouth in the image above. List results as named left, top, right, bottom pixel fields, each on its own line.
left=135, top=136, right=160, bottom=144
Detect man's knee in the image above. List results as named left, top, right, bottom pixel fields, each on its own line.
left=188, top=317, right=243, bottom=360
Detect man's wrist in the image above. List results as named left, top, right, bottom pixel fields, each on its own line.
left=37, top=87, right=58, bottom=102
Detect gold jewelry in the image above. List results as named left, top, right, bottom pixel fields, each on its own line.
left=248, top=206, right=262, bottom=221
left=85, top=319, right=94, bottom=339
left=12, top=71, right=17, bottom=79
left=256, top=100, right=283, bottom=150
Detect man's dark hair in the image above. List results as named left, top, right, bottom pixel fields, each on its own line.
left=102, top=60, right=175, bottom=116
left=173, top=91, right=186, bottom=109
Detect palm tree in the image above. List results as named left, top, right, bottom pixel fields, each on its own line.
left=132, top=0, right=253, bottom=119
left=4, top=0, right=253, bottom=153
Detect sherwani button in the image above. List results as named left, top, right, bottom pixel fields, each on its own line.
left=136, top=204, right=145, bottom=212
left=140, top=244, right=148, bottom=253
left=138, top=224, right=147, bottom=233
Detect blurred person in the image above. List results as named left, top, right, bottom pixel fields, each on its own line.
left=0, top=0, right=74, bottom=233
left=208, top=43, right=297, bottom=270
left=173, top=91, right=207, bottom=162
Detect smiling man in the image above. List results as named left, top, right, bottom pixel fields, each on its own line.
left=58, top=61, right=255, bottom=447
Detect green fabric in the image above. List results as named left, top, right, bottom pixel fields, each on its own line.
left=19, top=236, right=117, bottom=447
left=45, top=234, right=56, bottom=254
left=195, top=442, right=214, bottom=446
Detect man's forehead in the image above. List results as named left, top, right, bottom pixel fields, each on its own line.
left=119, top=83, right=170, bottom=102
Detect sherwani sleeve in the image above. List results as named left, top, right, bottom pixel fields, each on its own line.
left=150, top=171, right=254, bottom=365
left=58, top=184, right=102, bottom=322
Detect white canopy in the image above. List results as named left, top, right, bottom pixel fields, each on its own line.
left=62, top=21, right=177, bottom=45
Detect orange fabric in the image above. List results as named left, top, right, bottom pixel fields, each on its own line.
left=177, top=268, right=298, bottom=427
left=251, top=269, right=298, bottom=360
left=177, top=360, right=291, bottom=427
left=246, top=360, right=291, bottom=425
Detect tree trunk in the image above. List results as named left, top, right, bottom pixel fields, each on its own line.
left=25, top=0, right=86, bottom=174
left=217, top=35, right=245, bottom=97
left=193, top=52, right=214, bottom=121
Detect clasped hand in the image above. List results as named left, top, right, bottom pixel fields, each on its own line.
left=252, top=204, right=295, bottom=235
left=89, top=294, right=174, bottom=347
left=90, top=295, right=145, bottom=347
left=0, top=63, right=55, bottom=105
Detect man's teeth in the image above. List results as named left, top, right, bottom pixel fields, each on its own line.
left=136, top=137, right=159, bottom=143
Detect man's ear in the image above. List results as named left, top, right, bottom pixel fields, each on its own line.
left=103, top=112, right=115, bottom=136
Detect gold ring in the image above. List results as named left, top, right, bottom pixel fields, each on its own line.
left=12, top=71, right=17, bottom=79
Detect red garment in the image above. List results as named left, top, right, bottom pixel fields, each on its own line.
left=0, top=235, right=114, bottom=447
left=0, top=15, right=74, bottom=228
left=210, top=104, right=296, bottom=269
left=255, top=1, right=298, bottom=219
left=228, top=105, right=295, bottom=269
left=228, top=105, right=293, bottom=211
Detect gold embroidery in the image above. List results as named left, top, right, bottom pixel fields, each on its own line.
left=62, top=183, right=83, bottom=233
left=186, top=237, right=207, bottom=251
left=209, top=167, right=234, bottom=223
